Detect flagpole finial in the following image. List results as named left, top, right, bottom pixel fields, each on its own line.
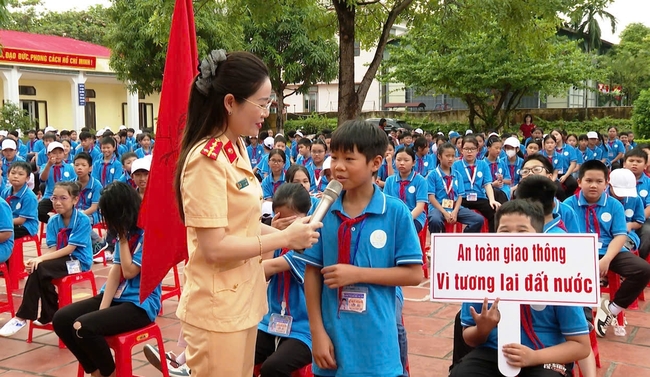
left=196, top=49, right=228, bottom=95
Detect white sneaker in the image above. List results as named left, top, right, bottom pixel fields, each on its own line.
left=595, top=299, right=614, bottom=337
left=0, top=318, right=27, bottom=337
left=105, top=251, right=114, bottom=262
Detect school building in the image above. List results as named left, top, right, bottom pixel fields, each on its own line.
left=0, top=30, right=161, bottom=132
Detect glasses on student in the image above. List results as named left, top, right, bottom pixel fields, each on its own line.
left=311, top=150, right=325, bottom=155
left=242, top=97, right=272, bottom=113
left=520, top=166, right=548, bottom=176
left=269, top=159, right=284, bottom=164
left=462, top=148, right=477, bottom=152
left=50, top=196, right=70, bottom=202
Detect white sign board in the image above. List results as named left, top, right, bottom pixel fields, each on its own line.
left=430, top=233, right=600, bottom=306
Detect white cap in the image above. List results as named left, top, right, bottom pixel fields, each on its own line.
left=131, top=157, right=151, bottom=173
left=488, top=132, right=499, bottom=138
left=609, top=168, right=637, bottom=197
left=1, top=139, right=16, bottom=150
left=436, top=131, right=444, bottom=136
left=504, top=137, right=520, bottom=149
left=119, top=125, right=127, bottom=130
left=263, top=136, right=274, bottom=149
left=44, top=126, right=56, bottom=133
left=465, top=129, right=473, bottom=135
left=135, top=129, right=143, bottom=135
left=414, top=128, right=423, bottom=134
left=587, top=131, right=598, bottom=139
left=0, top=130, right=7, bottom=137
left=323, top=156, right=331, bottom=171
left=295, top=131, right=303, bottom=137
left=96, top=129, right=104, bottom=137
left=47, top=141, right=64, bottom=153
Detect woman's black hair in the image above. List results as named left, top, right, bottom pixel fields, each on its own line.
left=272, top=182, right=312, bottom=215
left=543, top=134, right=557, bottom=146
left=99, top=182, right=142, bottom=237
left=174, top=51, right=269, bottom=221
left=485, top=136, right=501, bottom=157
left=268, top=149, right=286, bottom=164
left=395, top=146, right=416, bottom=163
left=73, top=152, right=93, bottom=166
left=285, top=164, right=310, bottom=183
left=311, top=139, right=328, bottom=152
left=54, top=181, right=81, bottom=198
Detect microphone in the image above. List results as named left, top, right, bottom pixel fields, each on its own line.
left=296, top=180, right=343, bottom=253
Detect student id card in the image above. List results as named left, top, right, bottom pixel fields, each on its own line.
left=340, top=286, right=368, bottom=314
left=268, top=313, right=293, bottom=336
left=467, top=193, right=478, bottom=202
left=66, top=259, right=81, bottom=274
left=441, top=199, right=454, bottom=210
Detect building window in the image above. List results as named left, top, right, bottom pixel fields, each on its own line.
left=122, top=102, right=155, bottom=129
left=86, top=89, right=97, bottom=99
left=19, top=100, right=48, bottom=128
left=85, top=102, right=96, bottom=130
left=354, top=41, right=360, bottom=57
left=304, top=87, right=318, bottom=113
left=19, top=86, right=36, bottom=96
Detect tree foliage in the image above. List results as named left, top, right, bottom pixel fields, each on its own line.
left=605, top=23, right=650, bottom=105
left=569, top=0, right=617, bottom=53
left=633, top=89, right=650, bottom=138
left=1, top=102, right=36, bottom=133
left=5, top=0, right=109, bottom=45
left=383, top=0, right=599, bottom=131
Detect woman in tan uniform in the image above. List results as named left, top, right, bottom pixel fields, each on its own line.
left=174, top=50, right=322, bottom=377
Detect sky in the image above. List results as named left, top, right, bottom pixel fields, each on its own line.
left=39, top=0, right=650, bottom=44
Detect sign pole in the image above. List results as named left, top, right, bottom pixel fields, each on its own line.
left=497, top=302, right=521, bottom=376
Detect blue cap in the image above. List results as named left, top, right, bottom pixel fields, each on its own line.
left=448, top=131, right=461, bottom=139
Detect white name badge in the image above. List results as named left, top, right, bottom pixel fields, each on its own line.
left=467, top=193, right=478, bottom=202
left=340, top=286, right=368, bottom=314
left=268, top=313, right=293, bottom=336
left=66, top=259, right=81, bottom=274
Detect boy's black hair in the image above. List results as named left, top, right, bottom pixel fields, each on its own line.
left=101, top=136, right=117, bottom=148
left=413, top=137, right=428, bottom=150
left=9, top=161, right=32, bottom=175
left=330, top=120, right=388, bottom=163
left=436, top=135, right=448, bottom=143
left=638, top=143, right=650, bottom=151
left=127, top=128, right=135, bottom=133
left=43, top=133, right=56, bottom=142
left=81, top=127, right=90, bottom=132
left=578, top=134, right=588, bottom=141
left=272, top=182, right=312, bottom=215
left=287, top=130, right=297, bottom=138
left=274, top=135, right=287, bottom=145
left=395, top=146, right=416, bottom=162
left=103, top=130, right=115, bottom=137
left=118, top=130, right=128, bottom=138
left=27, top=130, right=36, bottom=135
left=297, top=138, right=312, bottom=148
left=522, top=154, right=554, bottom=174
left=514, top=175, right=556, bottom=216
left=74, top=152, right=93, bottom=166
left=79, top=131, right=93, bottom=141
left=259, top=130, right=269, bottom=140
left=401, top=131, right=412, bottom=139
left=578, top=160, right=609, bottom=180
left=495, top=199, right=545, bottom=233
left=120, top=152, right=138, bottom=165
left=624, top=148, right=648, bottom=163
left=8, top=130, right=18, bottom=138
left=60, top=130, right=71, bottom=137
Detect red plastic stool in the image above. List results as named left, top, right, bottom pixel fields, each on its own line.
left=92, top=222, right=107, bottom=238
left=0, top=263, right=15, bottom=317
left=27, top=270, right=98, bottom=348
left=7, top=235, right=40, bottom=290
left=160, top=265, right=182, bottom=315
left=76, top=322, right=170, bottom=377
left=444, top=222, right=463, bottom=233
left=471, top=210, right=490, bottom=233
left=418, top=221, right=429, bottom=279
left=254, top=363, right=313, bottom=377
left=600, top=270, right=627, bottom=326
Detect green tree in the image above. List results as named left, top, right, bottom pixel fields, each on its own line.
left=0, top=102, right=36, bottom=134
left=6, top=0, right=110, bottom=45
left=633, top=89, right=650, bottom=138
left=570, top=0, right=617, bottom=53
left=383, top=1, right=597, bottom=131
left=605, top=23, right=650, bottom=105
left=244, top=1, right=338, bottom=132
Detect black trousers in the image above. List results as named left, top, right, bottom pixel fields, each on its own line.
left=450, top=347, right=571, bottom=377
left=16, top=256, right=72, bottom=323
left=255, top=329, right=312, bottom=377
left=13, top=225, right=31, bottom=239
left=38, top=198, right=54, bottom=224
left=461, top=199, right=496, bottom=233
left=636, top=219, right=650, bottom=260
left=52, top=293, right=152, bottom=377
left=606, top=251, right=650, bottom=308
left=451, top=310, right=474, bottom=371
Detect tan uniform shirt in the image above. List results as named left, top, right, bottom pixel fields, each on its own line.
left=176, top=136, right=268, bottom=332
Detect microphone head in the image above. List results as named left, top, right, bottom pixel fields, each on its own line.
left=322, top=180, right=343, bottom=201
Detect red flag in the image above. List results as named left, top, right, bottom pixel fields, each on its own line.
left=138, top=0, right=197, bottom=302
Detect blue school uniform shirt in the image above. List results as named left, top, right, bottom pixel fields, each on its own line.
left=377, top=158, right=396, bottom=182
left=452, top=159, right=492, bottom=200
left=553, top=198, right=580, bottom=234
left=584, top=146, right=603, bottom=162
left=45, top=209, right=93, bottom=271
left=427, top=166, right=465, bottom=213
left=117, top=144, right=128, bottom=158
left=134, top=147, right=153, bottom=159
left=32, top=139, right=45, bottom=154
left=0, top=199, right=14, bottom=263
left=476, top=146, right=487, bottom=160
left=635, top=173, right=650, bottom=209
left=540, top=150, right=564, bottom=174
left=611, top=192, right=644, bottom=249
left=75, top=177, right=103, bottom=225
left=604, top=139, right=625, bottom=164
left=505, top=156, right=524, bottom=186
left=118, top=171, right=137, bottom=189
left=2, top=184, right=38, bottom=236
left=261, top=171, right=285, bottom=200
left=26, top=139, right=40, bottom=154
left=555, top=145, right=578, bottom=174
left=414, top=153, right=436, bottom=176
left=16, top=142, right=27, bottom=158
left=40, top=162, right=76, bottom=199
left=100, top=229, right=162, bottom=322
left=1, top=155, right=25, bottom=180
left=563, top=192, right=628, bottom=256
left=295, top=154, right=313, bottom=167
left=247, top=144, right=264, bottom=167
left=75, top=145, right=102, bottom=163
left=306, top=161, right=328, bottom=193
left=384, top=171, right=428, bottom=228
left=92, top=155, right=123, bottom=187
left=258, top=249, right=311, bottom=349
left=460, top=302, right=588, bottom=350
left=294, top=186, right=423, bottom=377
left=36, top=149, right=49, bottom=167
left=544, top=213, right=567, bottom=234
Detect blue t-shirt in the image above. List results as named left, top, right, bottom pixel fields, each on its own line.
left=36, top=149, right=49, bottom=167
left=1, top=156, right=26, bottom=181
left=45, top=209, right=93, bottom=271
left=306, top=161, right=328, bottom=193
left=118, top=171, right=136, bottom=189
left=0, top=199, right=14, bottom=263
left=460, top=302, right=589, bottom=350
left=540, top=150, right=564, bottom=174
left=414, top=153, right=436, bottom=176
left=377, top=158, right=396, bottom=182
left=100, top=229, right=162, bottom=322
left=552, top=198, right=580, bottom=234
left=75, top=177, right=103, bottom=225
left=117, top=144, right=129, bottom=158
left=258, top=249, right=311, bottom=349
left=427, top=166, right=465, bottom=213
left=563, top=192, right=628, bottom=256
left=261, top=171, right=285, bottom=200
left=92, top=156, right=124, bottom=187
left=75, top=145, right=102, bottom=163
left=258, top=154, right=290, bottom=177
left=26, top=139, right=41, bottom=154
left=505, top=156, right=524, bottom=186
left=295, top=154, right=313, bottom=167
left=384, top=171, right=428, bottom=228
left=1, top=184, right=38, bottom=236
left=294, top=186, right=423, bottom=377
left=544, top=213, right=567, bottom=234
left=555, top=145, right=578, bottom=174
left=40, top=163, right=76, bottom=199
left=452, top=159, right=493, bottom=200
left=635, top=173, right=650, bottom=208
left=584, top=146, right=603, bottom=162
left=134, top=147, right=153, bottom=159
left=604, top=139, right=625, bottom=164
left=247, top=144, right=264, bottom=167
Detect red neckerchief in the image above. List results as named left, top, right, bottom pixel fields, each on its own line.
left=77, top=181, right=92, bottom=209
left=467, top=165, right=475, bottom=177
left=585, top=204, right=601, bottom=236
left=101, top=161, right=111, bottom=185
left=5, top=194, right=19, bottom=206
left=56, top=227, right=71, bottom=250
left=443, top=175, right=454, bottom=201
left=520, top=305, right=544, bottom=350
left=489, top=161, right=498, bottom=180
left=119, top=232, right=142, bottom=284
left=558, top=220, right=567, bottom=232
left=417, top=157, right=424, bottom=174
left=53, top=165, right=63, bottom=182
left=336, top=212, right=368, bottom=317
left=277, top=248, right=292, bottom=316
left=398, top=179, right=411, bottom=201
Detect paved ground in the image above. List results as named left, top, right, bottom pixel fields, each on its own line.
left=1, top=242, right=650, bottom=376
